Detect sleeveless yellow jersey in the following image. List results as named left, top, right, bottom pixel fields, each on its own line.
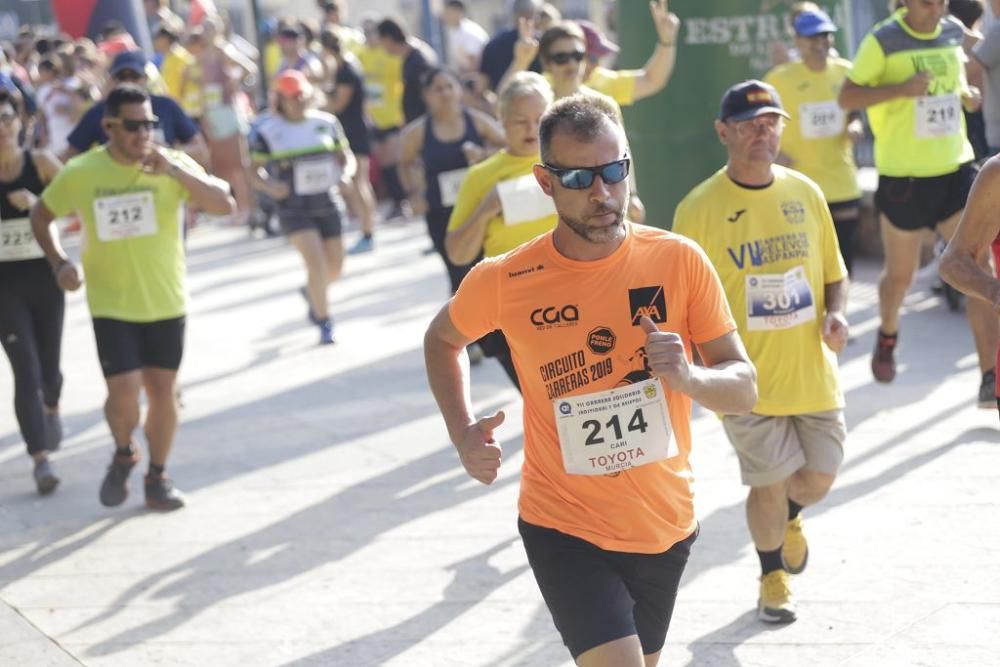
left=355, top=45, right=404, bottom=130
left=765, top=59, right=861, bottom=203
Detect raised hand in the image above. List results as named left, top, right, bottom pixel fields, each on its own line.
left=513, top=16, right=539, bottom=66
left=650, top=0, right=680, bottom=45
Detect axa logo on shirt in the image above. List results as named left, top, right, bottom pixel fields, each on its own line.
left=628, top=286, right=667, bottom=325
left=531, top=305, right=579, bottom=328
left=727, top=232, right=809, bottom=269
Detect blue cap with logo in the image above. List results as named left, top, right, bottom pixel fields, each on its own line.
left=794, top=9, right=838, bottom=37
left=110, top=50, right=148, bottom=77
left=719, top=80, right=791, bottom=123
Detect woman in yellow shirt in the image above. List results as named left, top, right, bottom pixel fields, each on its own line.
left=444, top=71, right=554, bottom=387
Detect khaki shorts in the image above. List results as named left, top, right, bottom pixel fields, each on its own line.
left=720, top=409, right=846, bottom=487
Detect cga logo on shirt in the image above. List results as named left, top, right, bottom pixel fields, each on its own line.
left=628, top=286, right=667, bottom=325
left=531, top=305, right=579, bottom=328
left=781, top=200, right=805, bottom=225
left=559, top=402, right=573, bottom=415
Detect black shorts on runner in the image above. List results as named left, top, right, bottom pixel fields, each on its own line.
left=518, top=517, right=697, bottom=659
left=279, top=209, right=344, bottom=239
left=370, top=125, right=400, bottom=142
left=875, top=162, right=978, bottom=232
left=93, top=316, right=186, bottom=377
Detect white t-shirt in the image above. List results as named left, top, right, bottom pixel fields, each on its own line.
left=37, top=81, right=77, bottom=156
left=446, top=18, right=488, bottom=70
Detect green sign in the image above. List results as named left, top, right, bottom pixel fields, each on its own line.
left=619, top=0, right=849, bottom=228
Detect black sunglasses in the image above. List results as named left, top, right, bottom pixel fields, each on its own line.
left=543, top=158, right=630, bottom=190
left=548, top=50, right=585, bottom=65
left=109, top=117, right=160, bottom=133
left=114, top=69, right=144, bottom=82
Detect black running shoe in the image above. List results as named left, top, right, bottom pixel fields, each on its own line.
left=144, top=474, right=186, bottom=511
left=99, top=448, right=138, bottom=507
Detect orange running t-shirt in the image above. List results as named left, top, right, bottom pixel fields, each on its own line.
left=449, top=223, right=737, bottom=553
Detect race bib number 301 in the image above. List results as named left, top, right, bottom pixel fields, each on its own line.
left=554, top=378, right=676, bottom=476
left=93, top=192, right=157, bottom=242
left=915, top=94, right=961, bottom=139
left=0, top=217, right=44, bottom=261
left=745, top=266, right=816, bottom=331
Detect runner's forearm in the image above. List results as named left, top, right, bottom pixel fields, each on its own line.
left=445, top=201, right=493, bottom=265
left=941, top=247, right=1000, bottom=307
left=838, top=81, right=909, bottom=111
left=169, top=163, right=235, bottom=215
left=683, top=360, right=757, bottom=415
left=825, top=278, right=849, bottom=315
left=424, top=328, right=476, bottom=445
left=29, top=200, right=69, bottom=268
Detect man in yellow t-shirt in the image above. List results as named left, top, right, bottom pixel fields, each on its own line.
left=674, top=80, right=848, bottom=625
left=358, top=18, right=409, bottom=220
left=30, top=85, right=234, bottom=513
left=426, top=92, right=756, bottom=666
left=764, top=9, right=862, bottom=274
left=445, top=72, right=555, bottom=389
left=839, top=1, right=997, bottom=403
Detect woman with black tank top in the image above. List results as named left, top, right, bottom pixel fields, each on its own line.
left=399, top=67, right=505, bottom=293
left=0, top=89, right=65, bottom=495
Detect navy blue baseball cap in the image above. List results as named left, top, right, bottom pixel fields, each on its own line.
left=110, top=50, right=147, bottom=77
left=719, top=80, right=790, bottom=123
left=794, top=9, right=838, bottom=37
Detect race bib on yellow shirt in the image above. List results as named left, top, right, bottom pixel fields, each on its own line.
left=294, top=158, right=339, bottom=196
left=799, top=101, right=845, bottom=139
left=915, top=94, right=961, bottom=139
left=497, top=174, right=556, bottom=225
left=437, top=167, right=468, bottom=207
left=364, top=82, right=385, bottom=105
left=554, top=378, right=676, bottom=476
left=93, top=192, right=157, bottom=242
left=0, top=217, right=44, bottom=261
left=746, top=266, right=816, bottom=331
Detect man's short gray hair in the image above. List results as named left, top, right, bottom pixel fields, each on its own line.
left=539, top=92, right=624, bottom=164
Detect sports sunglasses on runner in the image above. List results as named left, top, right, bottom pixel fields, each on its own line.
left=542, top=158, right=630, bottom=190
left=107, top=117, right=160, bottom=133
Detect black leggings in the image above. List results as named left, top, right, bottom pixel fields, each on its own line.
left=829, top=199, right=861, bottom=276
left=426, top=207, right=477, bottom=294
left=0, top=262, right=65, bottom=456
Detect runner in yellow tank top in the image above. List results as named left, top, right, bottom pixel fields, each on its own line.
left=765, top=8, right=862, bottom=274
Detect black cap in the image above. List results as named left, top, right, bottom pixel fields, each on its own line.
left=719, top=80, right=791, bottom=123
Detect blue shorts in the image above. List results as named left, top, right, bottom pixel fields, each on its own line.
left=518, top=517, right=697, bottom=659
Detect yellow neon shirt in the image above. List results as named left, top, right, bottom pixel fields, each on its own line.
left=356, top=45, right=404, bottom=130
left=765, top=59, right=861, bottom=203
left=847, top=10, right=974, bottom=177
left=585, top=66, right=639, bottom=106
left=673, top=166, right=847, bottom=416
left=447, top=149, right=558, bottom=258
left=41, top=147, right=206, bottom=322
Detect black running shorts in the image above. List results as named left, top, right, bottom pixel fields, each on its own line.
left=875, top=162, right=978, bottom=232
left=279, top=208, right=344, bottom=239
left=518, top=517, right=697, bottom=659
left=92, top=316, right=186, bottom=377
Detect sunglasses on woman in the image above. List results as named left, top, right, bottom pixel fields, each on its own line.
left=542, top=158, right=630, bottom=190
left=548, top=50, right=585, bottom=65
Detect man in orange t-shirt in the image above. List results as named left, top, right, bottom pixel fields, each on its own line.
left=424, top=93, right=758, bottom=666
